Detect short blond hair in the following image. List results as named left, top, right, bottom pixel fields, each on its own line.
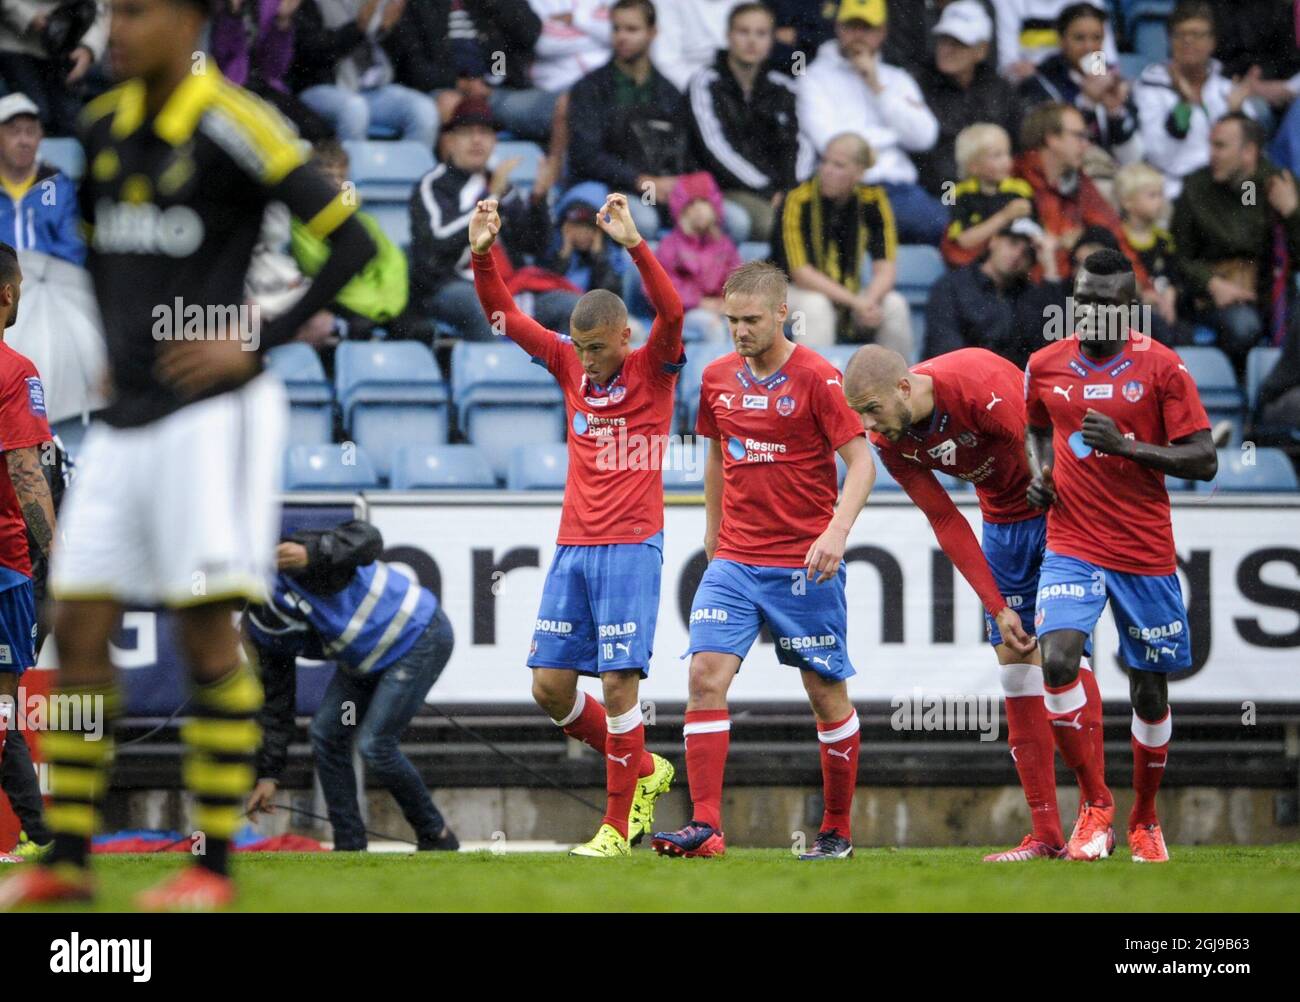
left=954, top=123, right=1011, bottom=178
left=1113, top=162, right=1165, bottom=209
left=826, top=131, right=876, bottom=170
left=723, top=260, right=788, bottom=308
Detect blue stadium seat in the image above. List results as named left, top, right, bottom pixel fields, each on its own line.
left=891, top=245, right=947, bottom=307
left=452, top=341, right=566, bottom=477
left=284, top=444, right=380, bottom=490
left=265, top=344, right=334, bottom=444
left=1198, top=448, right=1299, bottom=492
left=39, top=137, right=84, bottom=180
left=675, top=342, right=734, bottom=432
left=662, top=437, right=708, bottom=492
left=335, top=342, right=450, bottom=479
left=389, top=444, right=498, bottom=489
left=507, top=442, right=569, bottom=490
left=1245, top=346, right=1282, bottom=412
left=738, top=241, right=770, bottom=263
left=1176, top=346, right=1244, bottom=439
left=1117, top=52, right=1151, bottom=81
left=366, top=203, right=411, bottom=251
left=492, top=140, right=546, bottom=188
left=343, top=141, right=434, bottom=203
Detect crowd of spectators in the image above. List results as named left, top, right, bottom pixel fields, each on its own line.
left=0, top=0, right=1296, bottom=444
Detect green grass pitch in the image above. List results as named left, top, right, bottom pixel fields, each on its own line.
left=26, top=844, right=1300, bottom=912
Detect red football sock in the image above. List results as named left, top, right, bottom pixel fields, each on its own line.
left=1044, top=677, right=1111, bottom=807
left=1001, top=664, right=1063, bottom=848
left=602, top=705, right=645, bottom=838
left=816, top=711, right=860, bottom=838
left=555, top=690, right=653, bottom=777
left=1130, top=709, right=1171, bottom=830
left=1078, top=661, right=1105, bottom=800
left=684, top=708, right=730, bottom=830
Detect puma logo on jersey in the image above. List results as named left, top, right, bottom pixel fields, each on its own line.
left=826, top=377, right=842, bottom=387
left=902, top=449, right=922, bottom=463
left=615, top=641, right=631, bottom=656
left=1053, top=385, right=1073, bottom=402
left=986, top=391, right=1002, bottom=410
left=827, top=746, right=852, bottom=761
left=606, top=752, right=632, bottom=767
left=717, top=393, right=735, bottom=409
left=810, top=654, right=833, bottom=671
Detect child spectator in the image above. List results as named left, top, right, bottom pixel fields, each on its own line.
left=542, top=191, right=626, bottom=296
left=1115, top=162, right=1179, bottom=327
left=940, top=123, right=1036, bottom=268
left=656, top=172, right=742, bottom=341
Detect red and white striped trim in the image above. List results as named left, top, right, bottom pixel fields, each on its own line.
left=552, top=689, right=587, bottom=728
left=817, top=711, right=860, bottom=744
left=607, top=704, right=644, bottom=735
left=1000, top=663, right=1044, bottom=698
left=1131, top=709, right=1172, bottom=748
left=1044, top=680, right=1086, bottom=715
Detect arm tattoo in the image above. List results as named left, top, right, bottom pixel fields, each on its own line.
left=6, top=446, right=55, bottom=558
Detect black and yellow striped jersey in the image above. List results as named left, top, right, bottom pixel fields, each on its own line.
left=771, top=178, right=896, bottom=293
left=943, top=176, right=1036, bottom=242
left=78, top=64, right=356, bottom=428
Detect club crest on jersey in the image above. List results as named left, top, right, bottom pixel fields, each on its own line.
left=958, top=432, right=977, bottom=448
left=742, top=394, right=768, bottom=409
left=1084, top=384, right=1113, bottom=400
left=776, top=394, right=796, bottom=416
left=609, top=385, right=626, bottom=404
left=1122, top=379, right=1144, bottom=402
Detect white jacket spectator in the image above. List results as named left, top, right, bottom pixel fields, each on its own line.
left=528, top=0, right=612, bottom=92
left=991, top=0, right=1116, bottom=77
left=650, top=0, right=743, bottom=92
left=797, top=39, right=938, bottom=186
left=1135, top=58, right=1252, bottom=199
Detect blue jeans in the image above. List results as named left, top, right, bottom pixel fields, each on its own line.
left=309, top=608, right=453, bottom=850
left=429, top=278, right=579, bottom=339
left=300, top=83, right=439, bottom=147
left=879, top=181, right=948, bottom=246
left=489, top=87, right=559, bottom=142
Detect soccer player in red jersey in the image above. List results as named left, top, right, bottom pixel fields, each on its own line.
left=651, top=261, right=876, bottom=860
left=470, top=193, right=682, bottom=857
left=843, top=344, right=1080, bottom=861
left=1025, top=249, right=1216, bottom=862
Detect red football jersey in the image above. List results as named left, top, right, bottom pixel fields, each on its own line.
left=1025, top=334, right=1209, bottom=575
left=0, top=342, right=52, bottom=579
left=472, top=242, right=683, bottom=545
left=871, top=348, right=1036, bottom=524
left=697, top=344, right=865, bottom=566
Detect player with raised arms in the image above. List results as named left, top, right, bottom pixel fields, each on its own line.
left=469, top=192, right=681, bottom=857
left=842, top=343, right=1088, bottom=862
left=1025, top=248, right=1216, bottom=862
left=652, top=261, right=876, bottom=860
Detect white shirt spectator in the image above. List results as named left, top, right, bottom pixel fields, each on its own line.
left=991, top=0, right=1117, bottom=74
left=650, top=0, right=744, bottom=93
left=796, top=42, right=938, bottom=186
left=528, top=0, right=613, bottom=92
left=1135, top=58, right=1255, bottom=200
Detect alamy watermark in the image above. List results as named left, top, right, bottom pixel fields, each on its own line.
left=151, top=297, right=261, bottom=352
left=890, top=688, right=1000, bottom=742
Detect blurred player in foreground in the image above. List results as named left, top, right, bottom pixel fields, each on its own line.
left=0, top=0, right=376, bottom=910
left=1025, top=248, right=1215, bottom=863
left=245, top=520, right=458, bottom=852
left=0, top=244, right=56, bottom=862
left=843, top=344, right=1088, bottom=861
left=652, top=261, right=875, bottom=860
left=470, top=192, right=681, bottom=857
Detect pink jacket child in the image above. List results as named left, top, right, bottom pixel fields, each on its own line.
left=656, top=172, right=742, bottom=311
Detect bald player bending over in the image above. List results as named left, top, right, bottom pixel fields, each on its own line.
left=844, top=344, right=1075, bottom=862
